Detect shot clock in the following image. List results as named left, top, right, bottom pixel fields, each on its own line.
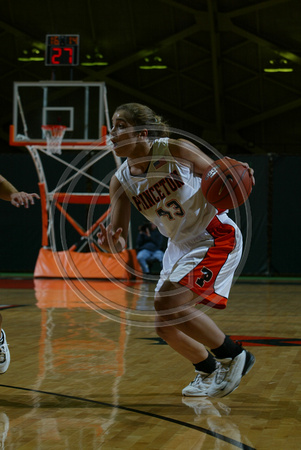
left=45, top=34, right=80, bottom=66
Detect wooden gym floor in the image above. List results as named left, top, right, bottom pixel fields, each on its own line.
left=0, top=277, right=300, bottom=450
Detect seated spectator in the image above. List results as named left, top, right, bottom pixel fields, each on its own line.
left=136, top=222, right=164, bottom=275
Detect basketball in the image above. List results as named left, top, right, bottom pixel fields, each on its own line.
left=201, top=158, right=253, bottom=209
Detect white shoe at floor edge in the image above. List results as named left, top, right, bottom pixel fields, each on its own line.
left=0, top=330, right=10, bottom=374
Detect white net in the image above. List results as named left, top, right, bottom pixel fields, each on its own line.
left=41, top=125, right=67, bottom=155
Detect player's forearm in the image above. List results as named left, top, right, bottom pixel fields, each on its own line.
left=0, top=176, right=18, bottom=201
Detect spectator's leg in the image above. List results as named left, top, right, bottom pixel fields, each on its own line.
left=137, top=249, right=152, bottom=273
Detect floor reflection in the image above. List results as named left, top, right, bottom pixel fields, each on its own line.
left=0, top=412, right=9, bottom=449
left=1, top=279, right=299, bottom=448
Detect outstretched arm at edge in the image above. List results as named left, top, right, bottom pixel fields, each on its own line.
left=0, top=175, right=40, bottom=208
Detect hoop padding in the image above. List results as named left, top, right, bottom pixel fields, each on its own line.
left=34, top=248, right=141, bottom=280
left=35, top=190, right=142, bottom=279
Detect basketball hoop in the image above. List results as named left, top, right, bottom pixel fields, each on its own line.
left=41, top=125, right=67, bottom=155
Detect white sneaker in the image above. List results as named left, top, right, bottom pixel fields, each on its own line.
left=208, top=350, right=255, bottom=398
left=182, top=368, right=218, bottom=397
left=0, top=330, right=10, bottom=374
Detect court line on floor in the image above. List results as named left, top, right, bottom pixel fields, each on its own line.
left=0, top=383, right=255, bottom=450
left=0, top=305, right=30, bottom=310
left=139, top=336, right=301, bottom=346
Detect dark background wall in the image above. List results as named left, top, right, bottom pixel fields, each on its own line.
left=0, top=151, right=300, bottom=276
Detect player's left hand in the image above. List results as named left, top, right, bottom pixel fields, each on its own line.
left=225, top=156, right=255, bottom=186
left=10, top=192, right=40, bottom=208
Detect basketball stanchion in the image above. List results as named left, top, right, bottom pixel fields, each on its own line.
left=9, top=81, right=140, bottom=280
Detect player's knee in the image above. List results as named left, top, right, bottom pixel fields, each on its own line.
left=154, top=296, right=180, bottom=322
left=154, top=295, right=171, bottom=314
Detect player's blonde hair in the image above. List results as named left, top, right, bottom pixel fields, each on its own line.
left=114, top=103, right=170, bottom=139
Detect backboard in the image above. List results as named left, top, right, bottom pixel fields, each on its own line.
left=10, top=81, right=109, bottom=149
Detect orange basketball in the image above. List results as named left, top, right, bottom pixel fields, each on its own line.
left=201, top=158, right=253, bottom=209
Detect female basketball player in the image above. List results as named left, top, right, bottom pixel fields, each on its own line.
left=0, top=174, right=40, bottom=374
left=97, top=103, right=255, bottom=397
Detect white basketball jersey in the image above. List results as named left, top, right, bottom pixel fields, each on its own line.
left=115, top=138, right=217, bottom=245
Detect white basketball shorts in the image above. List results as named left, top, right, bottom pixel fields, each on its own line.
left=155, top=213, right=243, bottom=309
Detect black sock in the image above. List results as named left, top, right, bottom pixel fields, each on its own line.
left=193, top=351, right=217, bottom=374
left=211, top=335, right=242, bottom=359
